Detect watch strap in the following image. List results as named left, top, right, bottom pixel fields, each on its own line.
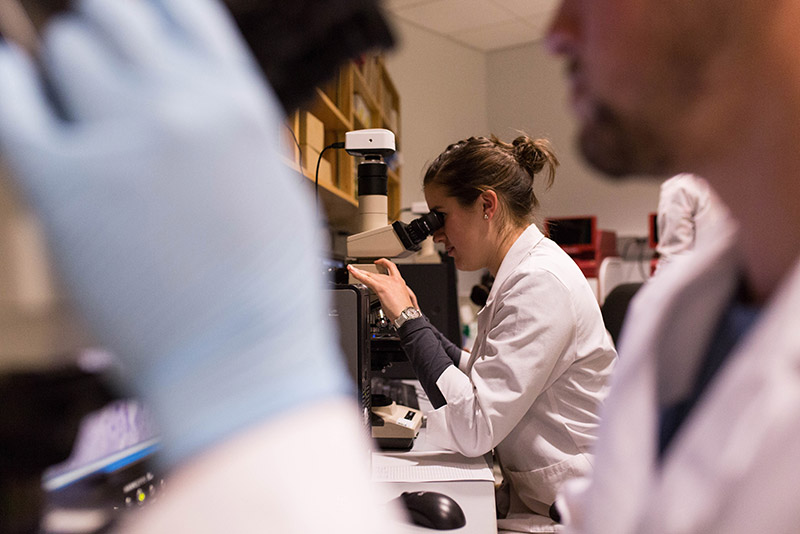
left=394, top=306, right=422, bottom=329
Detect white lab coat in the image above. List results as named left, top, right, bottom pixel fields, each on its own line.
left=427, top=224, right=617, bottom=532
left=561, top=220, right=800, bottom=533
left=655, top=174, right=730, bottom=273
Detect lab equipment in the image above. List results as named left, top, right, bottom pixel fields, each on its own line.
left=370, top=377, right=420, bottom=410
left=370, top=394, right=423, bottom=450
left=345, top=128, right=396, bottom=157
left=327, top=284, right=372, bottom=436
left=327, top=283, right=422, bottom=449
left=371, top=260, right=461, bottom=381
left=41, top=399, right=163, bottom=532
left=0, top=362, right=117, bottom=533
left=545, top=216, right=617, bottom=277
left=347, top=210, right=445, bottom=261
left=343, top=128, right=444, bottom=263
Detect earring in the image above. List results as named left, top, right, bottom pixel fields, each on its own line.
left=483, top=214, right=489, bottom=220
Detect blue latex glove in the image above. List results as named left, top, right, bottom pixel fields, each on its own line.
left=0, top=0, right=351, bottom=468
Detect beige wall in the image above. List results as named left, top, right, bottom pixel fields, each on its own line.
left=384, top=19, right=489, bottom=214
left=384, top=20, right=490, bottom=296
left=487, top=42, right=661, bottom=237
left=383, top=21, right=662, bottom=299
left=384, top=21, right=662, bottom=239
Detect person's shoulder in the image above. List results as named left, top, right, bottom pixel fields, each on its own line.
left=502, top=254, right=574, bottom=300
left=661, top=173, right=709, bottom=195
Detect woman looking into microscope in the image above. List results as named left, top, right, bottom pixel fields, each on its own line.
left=348, top=134, right=617, bottom=532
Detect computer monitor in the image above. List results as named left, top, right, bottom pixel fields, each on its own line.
left=326, top=284, right=372, bottom=433
left=545, top=216, right=597, bottom=255
left=42, top=399, right=162, bottom=511
left=398, top=257, right=461, bottom=347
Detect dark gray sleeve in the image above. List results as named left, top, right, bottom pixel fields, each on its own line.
left=396, top=316, right=462, bottom=409
left=429, top=324, right=463, bottom=366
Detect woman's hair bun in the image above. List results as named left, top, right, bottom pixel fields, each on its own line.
left=500, top=135, right=558, bottom=188
left=510, top=136, right=550, bottom=173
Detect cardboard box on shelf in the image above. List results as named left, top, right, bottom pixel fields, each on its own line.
left=282, top=112, right=300, bottom=164
left=353, top=93, right=371, bottom=127
left=299, top=111, right=325, bottom=153
left=300, top=144, right=333, bottom=187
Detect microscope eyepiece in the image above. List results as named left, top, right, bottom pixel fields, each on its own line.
left=390, top=210, right=444, bottom=252
left=405, top=210, right=444, bottom=245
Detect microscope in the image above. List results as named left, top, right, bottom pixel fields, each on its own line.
left=343, top=128, right=443, bottom=342
left=344, top=128, right=444, bottom=271
left=338, top=129, right=444, bottom=448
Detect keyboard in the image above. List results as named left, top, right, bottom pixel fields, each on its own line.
left=371, top=378, right=420, bottom=410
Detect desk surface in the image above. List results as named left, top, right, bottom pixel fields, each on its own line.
left=373, top=383, right=497, bottom=534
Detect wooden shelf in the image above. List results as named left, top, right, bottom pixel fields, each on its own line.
left=283, top=155, right=359, bottom=233
left=309, top=88, right=352, bottom=132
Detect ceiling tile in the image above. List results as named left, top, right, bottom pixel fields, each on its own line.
left=393, top=0, right=513, bottom=35
left=523, top=13, right=556, bottom=40
left=383, top=0, right=432, bottom=11
left=451, top=19, right=539, bottom=52
left=496, top=0, right=561, bottom=18
left=384, top=0, right=559, bottom=52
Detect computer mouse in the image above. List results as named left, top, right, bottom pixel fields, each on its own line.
left=394, top=490, right=466, bottom=530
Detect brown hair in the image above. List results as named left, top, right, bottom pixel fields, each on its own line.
left=423, top=134, right=558, bottom=228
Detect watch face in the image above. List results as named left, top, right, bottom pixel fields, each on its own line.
left=395, top=307, right=420, bottom=328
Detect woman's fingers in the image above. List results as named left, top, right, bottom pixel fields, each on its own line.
left=346, top=264, right=373, bottom=285
left=347, top=262, right=413, bottom=320
left=375, top=257, right=401, bottom=277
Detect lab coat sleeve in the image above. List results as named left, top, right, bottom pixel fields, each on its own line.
left=656, top=175, right=703, bottom=261
left=428, top=269, right=576, bottom=457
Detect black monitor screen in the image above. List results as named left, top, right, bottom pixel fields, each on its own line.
left=547, top=217, right=595, bottom=247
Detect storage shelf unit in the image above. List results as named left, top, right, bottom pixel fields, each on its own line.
left=286, top=54, right=401, bottom=233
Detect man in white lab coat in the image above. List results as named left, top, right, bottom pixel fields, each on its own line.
left=546, top=0, right=800, bottom=532
left=654, top=173, right=730, bottom=273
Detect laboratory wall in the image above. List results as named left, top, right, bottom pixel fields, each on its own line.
left=386, top=25, right=661, bottom=240
left=384, top=19, right=490, bottom=297
left=384, top=19, right=490, bottom=215
left=383, top=21, right=662, bottom=300
left=486, top=42, right=661, bottom=238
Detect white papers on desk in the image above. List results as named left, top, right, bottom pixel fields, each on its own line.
left=372, top=451, right=494, bottom=483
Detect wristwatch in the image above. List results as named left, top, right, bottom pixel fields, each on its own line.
left=393, top=306, right=422, bottom=329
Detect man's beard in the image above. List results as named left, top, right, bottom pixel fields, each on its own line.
left=578, top=100, right=673, bottom=178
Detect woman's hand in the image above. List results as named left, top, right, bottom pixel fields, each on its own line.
left=347, top=259, right=415, bottom=322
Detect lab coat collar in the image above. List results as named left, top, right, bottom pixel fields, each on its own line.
left=484, top=224, right=545, bottom=311
left=471, top=224, right=545, bottom=370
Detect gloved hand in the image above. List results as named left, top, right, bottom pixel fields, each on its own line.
left=0, top=0, right=351, bottom=468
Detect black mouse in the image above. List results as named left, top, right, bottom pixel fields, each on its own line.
left=394, top=490, right=466, bottom=530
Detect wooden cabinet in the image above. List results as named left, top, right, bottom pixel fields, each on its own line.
left=284, top=54, right=401, bottom=233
